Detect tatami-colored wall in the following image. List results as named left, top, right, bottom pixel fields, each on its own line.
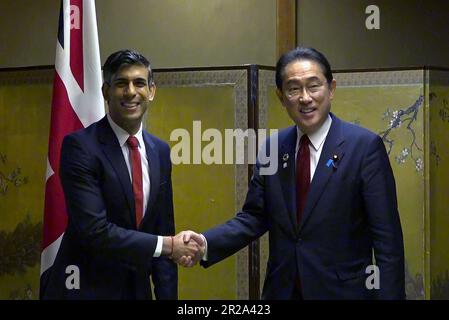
left=297, top=0, right=449, bottom=69
left=2, top=1, right=448, bottom=70
left=0, top=0, right=276, bottom=68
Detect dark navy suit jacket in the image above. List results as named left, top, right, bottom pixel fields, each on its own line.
left=41, top=116, right=177, bottom=299
left=202, top=113, right=405, bottom=300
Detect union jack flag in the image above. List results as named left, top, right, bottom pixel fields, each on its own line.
left=40, top=0, right=104, bottom=297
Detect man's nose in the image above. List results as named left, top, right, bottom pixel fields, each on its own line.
left=124, top=82, right=136, bottom=96
left=299, top=88, right=312, bottom=103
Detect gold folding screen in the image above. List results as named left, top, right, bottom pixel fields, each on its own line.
left=146, top=68, right=252, bottom=299
left=0, top=68, right=53, bottom=299
left=0, top=66, right=448, bottom=299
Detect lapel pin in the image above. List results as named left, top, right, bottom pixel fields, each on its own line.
left=282, top=153, right=289, bottom=169
left=326, top=154, right=339, bottom=169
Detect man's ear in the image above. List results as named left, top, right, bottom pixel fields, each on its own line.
left=102, top=83, right=109, bottom=101
left=148, top=83, right=156, bottom=101
left=329, top=78, right=337, bottom=100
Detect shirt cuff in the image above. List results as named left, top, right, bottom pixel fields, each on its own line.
left=153, top=235, right=163, bottom=257
left=200, top=234, right=208, bottom=261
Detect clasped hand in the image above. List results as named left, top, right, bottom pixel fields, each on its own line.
left=170, top=231, right=205, bottom=267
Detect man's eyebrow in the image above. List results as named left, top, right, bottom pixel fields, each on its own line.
left=286, top=76, right=322, bottom=85
left=113, top=77, right=148, bottom=82
left=287, top=76, right=322, bottom=84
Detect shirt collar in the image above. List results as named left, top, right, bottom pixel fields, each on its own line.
left=107, top=114, right=144, bottom=149
left=296, top=114, right=332, bottom=151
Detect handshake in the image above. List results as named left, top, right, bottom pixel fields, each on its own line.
left=163, top=231, right=206, bottom=267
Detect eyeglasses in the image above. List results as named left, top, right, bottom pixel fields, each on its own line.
left=285, top=84, right=324, bottom=99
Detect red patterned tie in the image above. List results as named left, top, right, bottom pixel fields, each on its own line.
left=296, top=134, right=310, bottom=225
left=127, top=136, right=143, bottom=228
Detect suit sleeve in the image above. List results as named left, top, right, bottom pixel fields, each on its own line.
left=361, top=135, right=405, bottom=299
left=60, top=134, right=157, bottom=267
left=151, top=144, right=178, bottom=300
left=201, top=160, right=269, bottom=267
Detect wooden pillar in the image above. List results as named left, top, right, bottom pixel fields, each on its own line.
left=247, top=65, right=260, bottom=300
left=276, top=0, right=297, bottom=59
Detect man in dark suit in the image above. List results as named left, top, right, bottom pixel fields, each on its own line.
left=40, top=50, right=200, bottom=299
left=181, top=47, right=405, bottom=299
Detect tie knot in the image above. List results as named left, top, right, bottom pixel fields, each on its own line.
left=300, top=134, right=310, bottom=147
left=127, top=136, right=139, bottom=149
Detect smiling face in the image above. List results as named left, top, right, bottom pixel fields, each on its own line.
left=276, top=59, right=336, bottom=135
left=102, top=63, right=155, bottom=135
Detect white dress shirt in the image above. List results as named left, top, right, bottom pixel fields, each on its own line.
left=295, top=114, right=332, bottom=181
left=107, top=115, right=163, bottom=257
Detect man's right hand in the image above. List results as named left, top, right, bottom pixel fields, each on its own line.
left=162, top=232, right=203, bottom=264
left=178, top=230, right=206, bottom=268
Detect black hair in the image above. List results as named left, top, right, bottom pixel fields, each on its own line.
left=103, top=49, right=153, bottom=85
left=275, top=47, right=333, bottom=90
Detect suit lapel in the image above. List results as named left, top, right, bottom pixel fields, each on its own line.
left=97, top=117, right=135, bottom=223
left=298, top=114, right=345, bottom=233
left=278, top=126, right=299, bottom=236
left=143, top=131, right=160, bottom=221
